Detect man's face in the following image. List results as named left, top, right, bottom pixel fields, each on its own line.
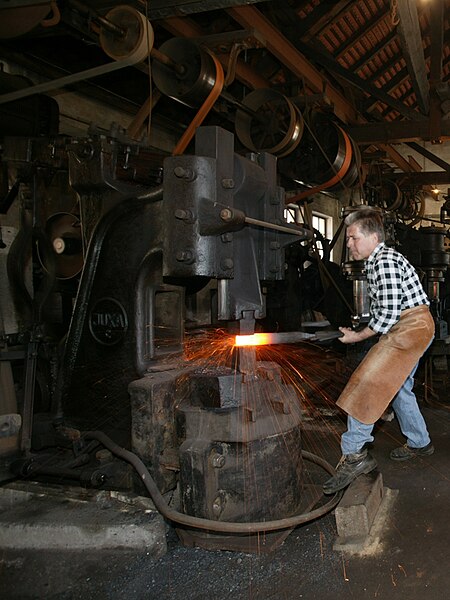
left=346, top=223, right=379, bottom=260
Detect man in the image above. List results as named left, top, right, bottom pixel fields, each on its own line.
left=323, top=208, right=435, bottom=495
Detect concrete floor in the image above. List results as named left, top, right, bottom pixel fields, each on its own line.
left=1, top=397, right=449, bottom=599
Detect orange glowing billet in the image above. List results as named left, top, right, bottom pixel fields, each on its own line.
left=234, top=333, right=272, bottom=347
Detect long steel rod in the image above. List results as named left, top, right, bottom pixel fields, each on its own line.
left=244, top=216, right=312, bottom=238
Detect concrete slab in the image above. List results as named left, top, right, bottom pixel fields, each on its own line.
left=0, top=481, right=167, bottom=556
left=333, top=487, right=399, bottom=555
left=335, top=470, right=384, bottom=538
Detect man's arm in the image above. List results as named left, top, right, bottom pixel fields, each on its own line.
left=338, top=326, right=378, bottom=344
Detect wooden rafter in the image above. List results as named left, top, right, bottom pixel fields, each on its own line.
left=334, top=6, right=391, bottom=60
left=300, top=0, right=354, bottom=43
left=348, top=119, right=450, bottom=144
left=406, top=141, right=450, bottom=172
left=395, top=0, right=429, bottom=114
left=297, top=41, right=424, bottom=122
left=226, top=4, right=361, bottom=124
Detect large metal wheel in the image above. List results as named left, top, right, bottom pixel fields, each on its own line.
left=99, top=5, right=154, bottom=63
left=279, top=113, right=359, bottom=192
left=0, top=4, right=52, bottom=39
left=152, top=38, right=217, bottom=108
left=37, top=212, right=83, bottom=280
left=235, top=88, right=304, bottom=157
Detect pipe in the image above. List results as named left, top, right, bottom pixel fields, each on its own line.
left=84, top=430, right=342, bottom=534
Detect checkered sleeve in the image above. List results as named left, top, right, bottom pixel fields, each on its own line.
left=369, top=257, right=403, bottom=334
left=367, top=247, right=429, bottom=335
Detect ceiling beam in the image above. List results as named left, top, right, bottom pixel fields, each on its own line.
left=429, top=0, right=445, bottom=85
left=351, top=31, right=397, bottom=74
left=300, top=0, right=353, bottom=43
left=297, top=41, right=425, bottom=121
left=145, top=0, right=272, bottom=20
left=394, top=0, right=429, bottom=114
left=406, top=141, right=450, bottom=172
left=347, top=119, right=450, bottom=144
left=428, top=0, right=445, bottom=142
left=362, top=28, right=450, bottom=114
left=334, top=7, right=391, bottom=60
left=377, top=144, right=420, bottom=173
left=226, top=4, right=362, bottom=124
left=389, top=171, right=450, bottom=185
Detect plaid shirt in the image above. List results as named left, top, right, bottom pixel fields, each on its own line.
left=366, top=243, right=429, bottom=335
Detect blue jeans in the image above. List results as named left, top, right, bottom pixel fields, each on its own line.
left=341, top=360, right=431, bottom=454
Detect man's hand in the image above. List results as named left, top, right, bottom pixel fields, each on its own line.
left=338, top=326, right=377, bottom=344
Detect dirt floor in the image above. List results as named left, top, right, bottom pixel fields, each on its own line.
left=1, top=392, right=449, bottom=600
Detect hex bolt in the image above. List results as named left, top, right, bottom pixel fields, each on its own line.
left=176, top=250, right=194, bottom=263
left=220, top=208, right=233, bottom=221
left=221, top=178, right=235, bottom=189
left=212, top=496, right=223, bottom=516
left=221, top=258, right=233, bottom=270
left=270, top=241, right=281, bottom=250
left=174, top=166, right=195, bottom=180
left=96, top=449, right=113, bottom=463
left=221, top=232, right=233, bottom=243
left=210, top=452, right=225, bottom=468
left=174, top=209, right=194, bottom=222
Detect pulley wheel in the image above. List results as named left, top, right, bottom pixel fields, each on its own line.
left=235, top=88, right=304, bottom=157
left=37, top=212, right=83, bottom=280
left=99, top=5, right=154, bottom=63
left=0, top=4, right=52, bottom=39
left=397, top=191, right=426, bottom=227
left=152, top=38, right=216, bottom=108
left=279, top=114, right=357, bottom=191
left=372, top=179, right=402, bottom=211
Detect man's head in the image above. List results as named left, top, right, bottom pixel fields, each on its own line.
left=344, top=209, right=384, bottom=261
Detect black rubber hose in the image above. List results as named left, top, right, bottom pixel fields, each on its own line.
left=84, top=430, right=342, bottom=534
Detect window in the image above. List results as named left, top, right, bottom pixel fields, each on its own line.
left=284, top=205, right=333, bottom=260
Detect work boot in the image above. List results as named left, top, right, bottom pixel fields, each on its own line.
left=323, top=450, right=377, bottom=495
left=390, top=442, right=434, bottom=461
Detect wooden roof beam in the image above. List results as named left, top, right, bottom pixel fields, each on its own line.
left=348, top=119, right=450, bottom=144
left=146, top=0, right=272, bottom=19
left=406, top=141, right=450, bottom=172
left=351, top=31, right=397, bottom=74
left=334, top=7, right=391, bottom=60
left=226, top=4, right=362, bottom=124
left=375, top=144, right=418, bottom=173
left=395, top=0, right=429, bottom=114
left=429, top=0, right=445, bottom=142
left=297, top=41, right=424, bottom=122
left=365, top=47, right=450, bottom=115
left=389, top=171, right=450, bottom=185
left=300, top=0, right=353, bottom=43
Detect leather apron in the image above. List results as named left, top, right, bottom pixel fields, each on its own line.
left=336, top=305, right=435, bottom=425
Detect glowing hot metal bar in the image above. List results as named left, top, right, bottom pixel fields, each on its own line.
left=235, top=330, right=343, bottom=346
